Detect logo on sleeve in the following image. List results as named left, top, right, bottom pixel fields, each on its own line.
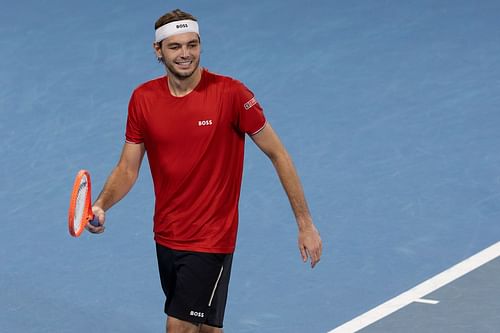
left=244, top=97, right=257, bottom=110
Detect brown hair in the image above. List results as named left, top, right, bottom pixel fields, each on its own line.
left=154, top=9, right=198, bottom=30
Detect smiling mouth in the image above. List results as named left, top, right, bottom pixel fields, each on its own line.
left=175, top=60, right=192, bottom=68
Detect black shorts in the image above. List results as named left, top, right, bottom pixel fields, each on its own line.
left=155, top=243, right=233, bottom=328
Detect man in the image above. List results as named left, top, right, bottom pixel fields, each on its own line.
left=88, top=8, right=322, bottom=333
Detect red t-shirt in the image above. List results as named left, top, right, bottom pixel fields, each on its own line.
left=125, top=69, right=266, bottom=253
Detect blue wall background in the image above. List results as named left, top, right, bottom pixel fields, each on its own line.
left=1, top=1, right=499, bottom=332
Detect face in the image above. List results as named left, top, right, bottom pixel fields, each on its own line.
left=154, top=32, right=201, bottom=79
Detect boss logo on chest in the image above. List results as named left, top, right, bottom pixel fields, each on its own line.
left=198, top=119, right=213, bottom=126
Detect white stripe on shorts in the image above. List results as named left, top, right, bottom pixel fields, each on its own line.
left=208, top=266, right=224, bottom=307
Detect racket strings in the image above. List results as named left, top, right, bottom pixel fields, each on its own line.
left=73, top=176, right=89, bottom=230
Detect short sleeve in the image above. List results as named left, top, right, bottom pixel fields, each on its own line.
left=232, top=80, right=266, bottom=135
left=125, top=90, right=144, bottom=144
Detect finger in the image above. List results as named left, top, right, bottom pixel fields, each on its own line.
left=309, top=250, right=316, bottom=268
left=300, top=246, right=308, bottom=262
left=311, top=253, right=320, bottom=268
left=95, top=214, right=105, bottom=226
left=89, top=226, right=105, bottom=234
left=311, top=246, right=322, bottom=268
left=306, top=248, right=319, bottom=268
left=86, top=222, right=105, bottom=234
left=86, top=225, right=98, bottom=233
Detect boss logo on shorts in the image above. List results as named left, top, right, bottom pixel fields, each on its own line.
left=190, top=310, right=205, bottom=318
left=198, top=119, right=213, bottom=126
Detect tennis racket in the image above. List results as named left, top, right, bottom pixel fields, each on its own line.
left=68, top=170, right=100, bottom=237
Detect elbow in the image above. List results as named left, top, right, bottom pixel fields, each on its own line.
left=115, top=162, right=139, bottom=184
left=268, top=149, right=292, bottom=167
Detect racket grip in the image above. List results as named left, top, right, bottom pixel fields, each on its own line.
left=89, top=214, right=100, bottom=227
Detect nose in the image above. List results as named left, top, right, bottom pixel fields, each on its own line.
left=180, top=45, right=190, bottom=58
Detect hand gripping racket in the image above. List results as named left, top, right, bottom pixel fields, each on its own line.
left=68, top=170, right=100, bottom=237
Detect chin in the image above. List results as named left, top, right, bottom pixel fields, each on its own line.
left=167, top=62, right=200, bottom=79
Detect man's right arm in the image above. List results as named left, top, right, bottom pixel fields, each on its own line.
left=87, top=142, right=145, bottom=234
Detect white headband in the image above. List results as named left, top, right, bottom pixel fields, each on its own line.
left=155, top=19, right=200, bottom=43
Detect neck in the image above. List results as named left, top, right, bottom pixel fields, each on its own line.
left=167, top=67, right=202, bottom=97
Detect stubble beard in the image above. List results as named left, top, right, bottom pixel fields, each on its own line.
left=164, top=57, right=200, bottom=80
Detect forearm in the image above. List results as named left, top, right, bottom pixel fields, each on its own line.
left=93, top=163, right=138, bottom=211
left=270, top=151, right=313, bottom=231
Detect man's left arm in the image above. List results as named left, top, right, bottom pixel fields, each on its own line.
left=251, top=123, right=323, bottom=268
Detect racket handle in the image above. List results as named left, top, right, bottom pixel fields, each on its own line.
left=89, top=214, right=100, bottom=227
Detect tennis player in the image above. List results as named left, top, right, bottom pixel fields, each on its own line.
left=88, top=9, right=322, bottom=333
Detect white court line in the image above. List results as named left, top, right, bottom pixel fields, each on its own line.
left=414, top=298, right=439, bottom=305
left=328, top=241, right=500, bottom=333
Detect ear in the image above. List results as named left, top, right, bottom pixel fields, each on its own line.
left=152, top=42, right=162, bottom=58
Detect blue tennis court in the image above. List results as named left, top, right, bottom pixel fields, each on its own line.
left=1, top=1, right=499, bottom=332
